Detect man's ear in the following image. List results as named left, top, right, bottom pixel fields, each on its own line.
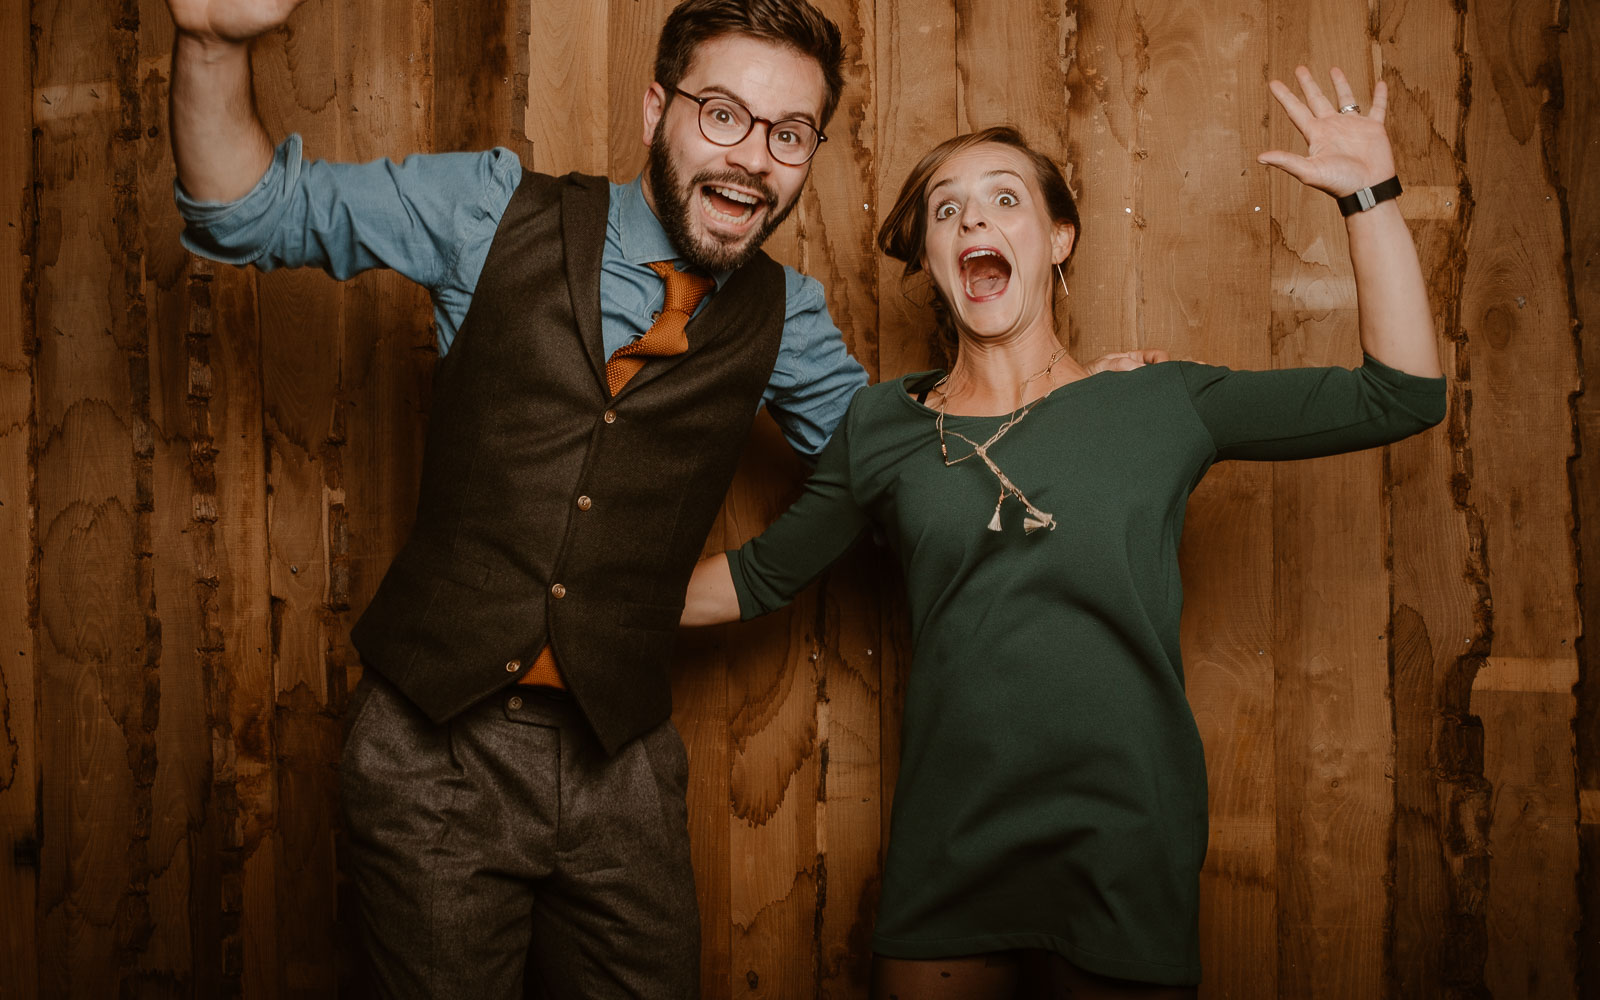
left=1052, top=222, right=1077, bottom=264
left=642, top=83, right=668, bottom=147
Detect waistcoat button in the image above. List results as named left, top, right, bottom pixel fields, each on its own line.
left=603, top=409, right=617, bottom=424
left=577, top=495, right=592, bottom=511
left=505, top=659, right=521, bottom=673
left=507, top=695, right=524, bottom=711
left=550, top=583, right=567, bottom=599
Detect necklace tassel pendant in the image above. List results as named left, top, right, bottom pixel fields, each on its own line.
left=987, top=504, right=1004, bottom=532
left=1023, top=513, right=1055, bottom=534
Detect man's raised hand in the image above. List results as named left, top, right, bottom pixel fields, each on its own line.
left=166, top=0, right=309, bottom=45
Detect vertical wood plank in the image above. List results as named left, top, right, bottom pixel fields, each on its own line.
left=1061, top=0, right=1141, bottom=363
left=32, top=0, right=150, bottom=992
left=134, top=4, right=220, bottom=992
left=1116, top=3, right=1278, bottom=995
left=434, top=0, right=533, bottom=160
left=1267, top=12, right=1391, bottom=999
left=1462, top=1, right=1582, bottom=996
left=608, top=0, right=673, bottom=184
left=251, top=4, right=343, bottom=992
left=1562, top=0, right=1600, bottom=994
left=1378, top=2, right=1483, bottom=997
left=793, top=4, right=881, bottom=992
left=528, top=0, right=609, bottom=175
left=0, top=0, right=39, bottom=991
left=333, top=0, right=439, bottom=991
left=871, top=7, right=954, bottom=924
left=874, top=0, right=956, bottom=378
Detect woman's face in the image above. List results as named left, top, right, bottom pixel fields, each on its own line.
left=919, top=143, right=1075, bottom=343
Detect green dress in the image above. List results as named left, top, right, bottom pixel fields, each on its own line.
left=727, top=357, right=1445, bottom=985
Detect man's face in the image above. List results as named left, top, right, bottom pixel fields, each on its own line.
left=641, top=33, right=827, bottom=272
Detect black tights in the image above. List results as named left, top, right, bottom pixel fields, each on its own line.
left=871, top=951, right=1198, bottom=1000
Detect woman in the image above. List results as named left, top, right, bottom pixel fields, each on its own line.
left=682, top=68, right=1444, bottom=998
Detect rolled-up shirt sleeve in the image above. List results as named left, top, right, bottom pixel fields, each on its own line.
left=763, top=269, right=869, bottom=462
left=175, top=132, right=520, bottom=292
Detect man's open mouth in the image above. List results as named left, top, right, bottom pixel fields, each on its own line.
left=700, top=184, right=764, bottom=226
left=960, top=246, right=1012, bottom=301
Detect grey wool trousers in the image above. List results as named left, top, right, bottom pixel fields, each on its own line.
left=339, top=671, right=699, bottom=999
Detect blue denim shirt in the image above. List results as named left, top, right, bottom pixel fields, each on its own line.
left=176, top=135, right=867, bottom=460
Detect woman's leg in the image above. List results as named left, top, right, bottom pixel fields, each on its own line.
left=871, top=953, right=1021, bottom=1000
left=1015, top=950, right=1198, bottom=1000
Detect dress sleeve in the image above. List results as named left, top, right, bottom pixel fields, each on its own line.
left=727, top=401, right=872, bottom=619
left=1179, top=355, right=1446, bottom=462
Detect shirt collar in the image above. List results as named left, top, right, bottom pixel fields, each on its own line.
left=616, top=174, right=734, bottom=290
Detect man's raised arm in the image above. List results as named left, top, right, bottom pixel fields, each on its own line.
left=167, top=0, right=308, bottom=202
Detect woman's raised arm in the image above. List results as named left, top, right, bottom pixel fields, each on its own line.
left=1257, top=66, right=1441, bottom=379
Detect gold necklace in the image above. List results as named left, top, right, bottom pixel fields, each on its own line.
left=933, top=347, right=1066, bottom=534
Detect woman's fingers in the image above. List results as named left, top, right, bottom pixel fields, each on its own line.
left=1257, top=148, right=1316, bottom=185
left=1295, top=65, right=1337, bottom=116
left=1369, top=79, right=1389, bottom=124
left=1329, top=66, right=1359, bottom=114
left=1268, top=79, right=1317, bottom=136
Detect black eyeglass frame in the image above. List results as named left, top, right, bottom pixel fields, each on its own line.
left=667, top=86, right=827, bottom=165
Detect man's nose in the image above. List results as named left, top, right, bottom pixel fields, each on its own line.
left=725, top=124, right=775, bottom=174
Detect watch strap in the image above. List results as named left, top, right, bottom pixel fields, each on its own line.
left=1336, top=176, right=1403, bottom=217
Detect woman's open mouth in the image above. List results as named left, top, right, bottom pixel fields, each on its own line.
left=959, top=246, right=1013, bottom=301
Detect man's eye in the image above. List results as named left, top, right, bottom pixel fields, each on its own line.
left=710, top=108, right=737, bottom=126
left=774, top=128, right=801, bottom=146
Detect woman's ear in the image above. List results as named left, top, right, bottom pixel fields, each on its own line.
left=1052, top=222, right=1077, bottom=264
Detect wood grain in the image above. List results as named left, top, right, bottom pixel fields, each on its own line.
left=1118, top=4, right=1279, bottom=996
left=1268, top=14, right=1391, bottom=999
left=32, top=0, right=148, bottom=991
left=1461, top=2, right=1582, bottom=997
left=1562, top=0, right=1600, bottom=993
left=1379, top=3, right=1483, bottom=996
left=0, top=0, right=39, bottom=991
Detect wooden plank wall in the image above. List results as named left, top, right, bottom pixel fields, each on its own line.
left=1, top=1, right=1594, bottom=997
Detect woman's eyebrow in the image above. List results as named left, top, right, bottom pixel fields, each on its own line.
left=929, top=168, right=1028, bottom=199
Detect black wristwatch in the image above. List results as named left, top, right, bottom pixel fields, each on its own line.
left=1336, top=176, right=1403, bottom=217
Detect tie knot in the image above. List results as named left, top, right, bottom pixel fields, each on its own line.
left=648, top=260, right=715, bottom=315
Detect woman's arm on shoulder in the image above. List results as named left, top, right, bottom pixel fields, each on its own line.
left=1258, top=66, right=1441, bottom=379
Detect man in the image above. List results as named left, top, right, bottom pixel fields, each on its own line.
left=169, top=1, right=860, bottom=996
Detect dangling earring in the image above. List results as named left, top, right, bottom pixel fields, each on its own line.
left=1055, top=262, right=1069, bottom=298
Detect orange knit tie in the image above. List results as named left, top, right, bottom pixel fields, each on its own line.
left=605, top=261, right=715, bottom=396
left=518, top=261, right=714, bottom=690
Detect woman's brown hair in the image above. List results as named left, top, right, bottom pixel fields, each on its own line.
left=877, top=126, right=1081, bottom=360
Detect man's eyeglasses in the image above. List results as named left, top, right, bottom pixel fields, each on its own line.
left=669, top=87, right=826, bottom=166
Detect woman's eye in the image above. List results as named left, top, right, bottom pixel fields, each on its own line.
left=934, top=203, right=957, bottom=220
left=996, top=191, right=1019, bottom=206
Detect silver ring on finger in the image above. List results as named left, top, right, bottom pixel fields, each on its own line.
left=1338, top=103, right=1360, bottom=114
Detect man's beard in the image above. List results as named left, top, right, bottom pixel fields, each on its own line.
left=647, top=120, right=802, bottom=272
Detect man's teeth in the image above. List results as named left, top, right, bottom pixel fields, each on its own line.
left=711, top=186, right=758, bottom=205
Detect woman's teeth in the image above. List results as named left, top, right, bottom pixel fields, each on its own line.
left=960, top=249, right=1012, bottom=298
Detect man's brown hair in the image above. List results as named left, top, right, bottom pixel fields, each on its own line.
left=655, top=0, right=847, bottom=128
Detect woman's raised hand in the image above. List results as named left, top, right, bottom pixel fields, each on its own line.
left=166, top=0, right=309, bottom=45
left=1257, top=66, right=1396, bottom=198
